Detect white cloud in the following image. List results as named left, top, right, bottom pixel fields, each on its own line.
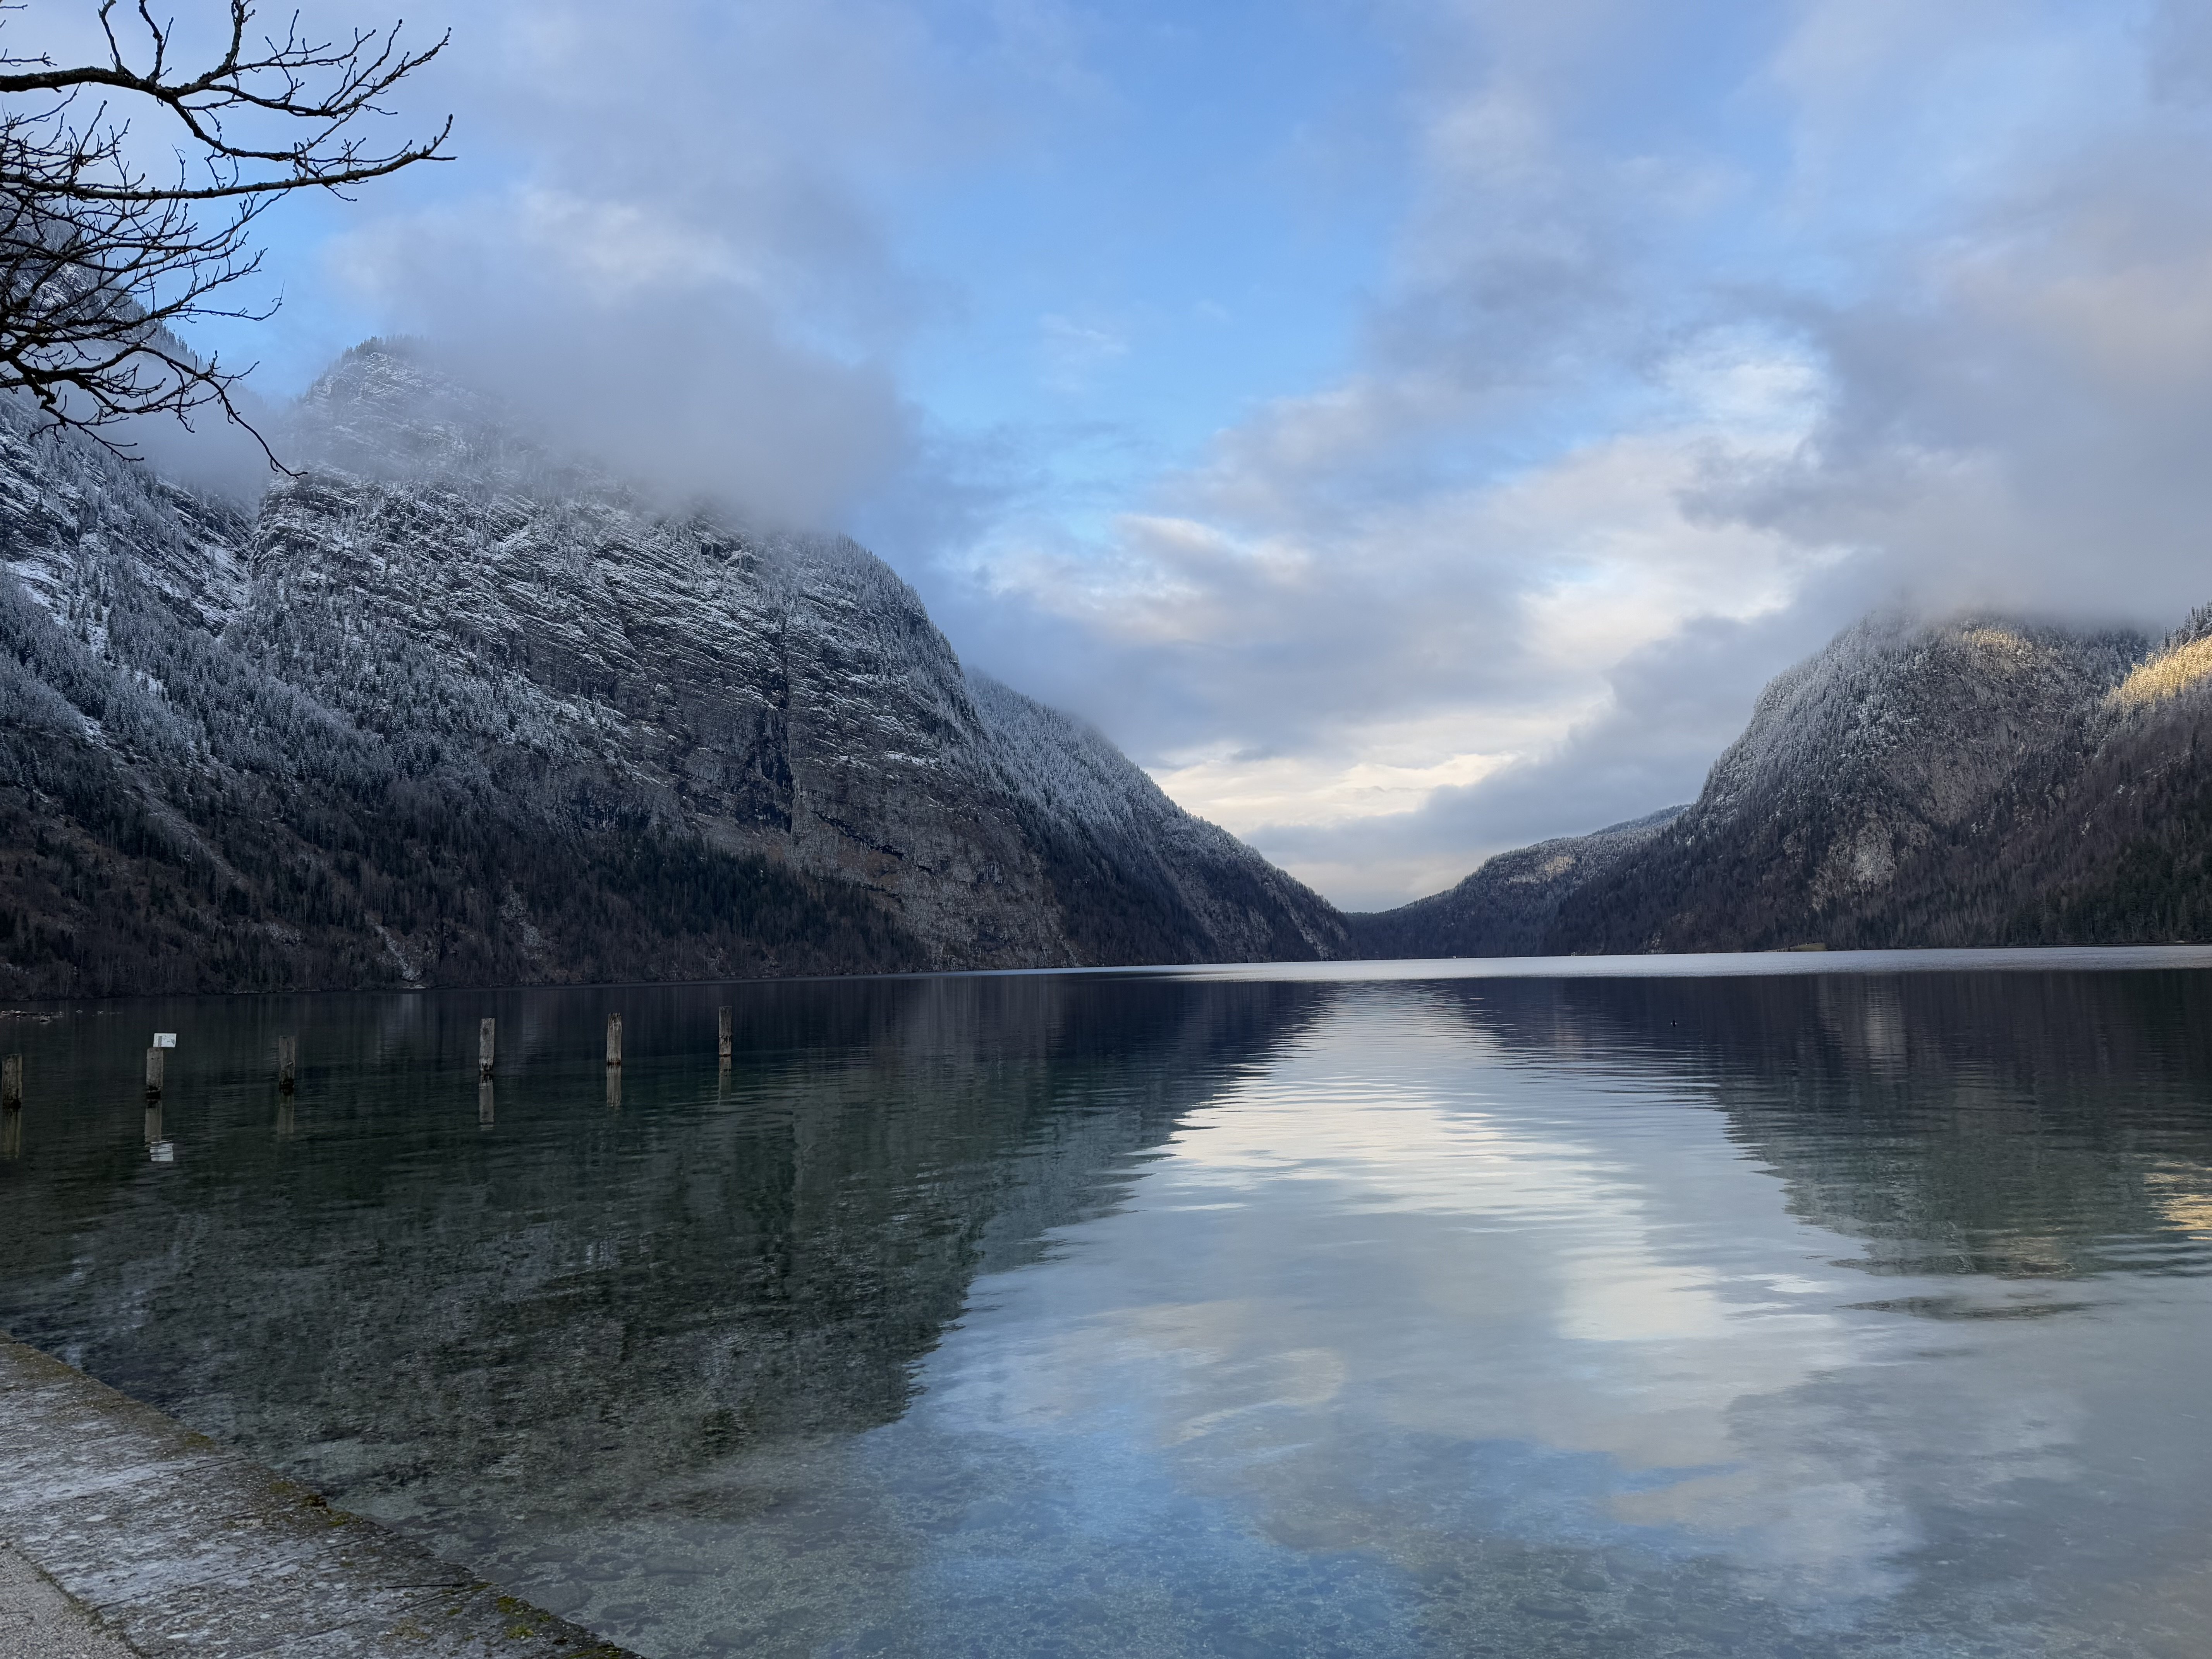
left=930, top=0, right=2212, bottom=909
left=955, top=323, right=1833, bottom=907
left=301, top=0, right=1079, bottom=524
left=198, top=0, right=2212, bottom=911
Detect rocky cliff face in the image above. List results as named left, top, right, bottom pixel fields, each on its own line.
left=0, top=345, right=1345, bottom=995
left=1354, top=610, right=2212, bottom=956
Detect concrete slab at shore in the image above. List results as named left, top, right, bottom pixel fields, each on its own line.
left=0, top=1335, right=637, bottom=1658
left=0, top=1545, right=136, bottom=1658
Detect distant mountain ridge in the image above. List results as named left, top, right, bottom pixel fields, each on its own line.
left=0, top=344, right=1344, bottom=996
left=1353, top=610, right=2212, bottom=957
left=1347, top=806, right=1686, bottom=960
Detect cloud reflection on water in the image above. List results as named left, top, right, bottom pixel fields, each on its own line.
left=9, top=966, right=2212, bottom=1656
left=849, top=975, right=2212, bottom=1656
left=911, top=993, right=1901, bottom=1607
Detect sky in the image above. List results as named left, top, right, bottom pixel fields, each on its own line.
left=57, top=0, right=2212, bottom=908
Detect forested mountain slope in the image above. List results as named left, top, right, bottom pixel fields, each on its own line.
left=0, top=344, right=1344, bottom=995
left=1348, top=807, right=1684, bottom=960
left=1355, top=611, right=2212, bottom=957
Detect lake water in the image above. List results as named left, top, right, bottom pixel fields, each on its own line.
left=6, top=951, right=2212, bottom=1657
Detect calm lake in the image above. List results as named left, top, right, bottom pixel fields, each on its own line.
left=6, top=950, right=2212, bottom=1657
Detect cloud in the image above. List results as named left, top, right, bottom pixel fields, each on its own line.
left=186, top=0, right=2212, bottom=910
left=327, top=187, right=915, bottom=527
left=915, top=0, right=2212, bottom=908
left=306, top=0, right=1063, bottom=526
left=226, top=0, right=1831, bottom=902
left=1038, top=314, right=1132, bottom=391
left=917, top=326, right=1832, bottom=908
left=1735, top=143, right=2212, bottom=632
left=1260, top=583, right=1875, bottom=910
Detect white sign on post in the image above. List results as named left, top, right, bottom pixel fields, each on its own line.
left=153, top=1034, right=177, bottom=1049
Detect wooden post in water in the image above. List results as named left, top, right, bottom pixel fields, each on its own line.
left=479, top=1018, right=496, bottom=1078
left=276, top=1036, right=296, bottom=1094
left=478, top=1076, right=495, bottom=1129
left=718, top=1006, right=732, bottom=1062
left=1, top=1057, right=20, bottom=1160
left=147, top=1032, right=175, bottom=1102
left=606, top=1013, right=623, bottom=1069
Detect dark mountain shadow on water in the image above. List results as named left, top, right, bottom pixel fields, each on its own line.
left=0, top=974, right=1328, bottom=1542
left=1429, top=970, right=2212, bottom=1280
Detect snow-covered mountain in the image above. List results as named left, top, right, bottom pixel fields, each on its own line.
left=0, top=343, right=1345, bottom=995
left=1355, top=610, right=2212, bottom=956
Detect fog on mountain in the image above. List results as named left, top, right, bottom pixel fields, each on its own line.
left=0, top=343, right=1341, bottom=997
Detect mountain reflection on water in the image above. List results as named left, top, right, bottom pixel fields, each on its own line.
left=3, top=957, right=2212, bottom=1658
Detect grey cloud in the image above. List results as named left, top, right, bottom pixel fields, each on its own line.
left=114, top=400, right=283, bottom=505
left=1725, top=136, right=2212, bottom=635
left=1247, top=589, right=1867, bottom=911
left=305, top=0, right=1779, bottom=793
left=918, top=2, right=1802, bottom=761
left=207, top=0, right=2212, bottom=915
left=345, top=241, right=919, bottom=530
left=308, top=0, right=1047, bottom=528
left=970, top=0, right=2212, bottom=911
left=2150, top=0, right=2212, bottom=101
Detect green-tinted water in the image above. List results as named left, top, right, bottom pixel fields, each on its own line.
left=5, top=952, right=2212, bottom=1656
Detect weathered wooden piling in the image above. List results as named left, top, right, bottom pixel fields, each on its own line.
left=2, top=1055, right=21, bottom=1162
left=718, top=1006, right=732, bottom=1062
left=146, top=1032, right=175, bottom=1101
left=477, top=1076, right=495, bottom=1129
left=275, top=1036, right=297, bottom=1093
left=479, top=1017, right=496, bottom=1078
left=143, top=1103, right=162, bottom=1146
left=606, top=1013, right=623, bottom=1069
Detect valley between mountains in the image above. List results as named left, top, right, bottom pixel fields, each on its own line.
left=4, top=342, right=2212, bottom=996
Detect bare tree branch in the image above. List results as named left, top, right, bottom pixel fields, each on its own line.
left=0, top=1, right=452, bottom=464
